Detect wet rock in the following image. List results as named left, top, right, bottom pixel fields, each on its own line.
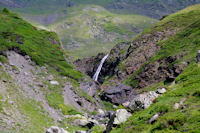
left=80, top=81, right=100, bottom=97
left=46, top=126, right=69, bottom=133
left=50, top=81, right=59, bottom=85
left=148, top=113, right=159, bottom=124
left=74, top=53, right=105, bottom=78
left=113, top=109, right=131, bottom=125
left=101, top=84, right=132, bottom=104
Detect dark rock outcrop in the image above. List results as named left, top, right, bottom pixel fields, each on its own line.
left=101, top=84, right=133, bottom=105
left=132, top=56, right=188, bottom=89
left=74, top=53, right=105, bottom=79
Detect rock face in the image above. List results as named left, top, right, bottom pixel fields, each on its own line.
left=75, top=29, right=179, bottom=86
left=113, top=109, right=132, bottom=125
left=74, top=53, right=106, bottom=82
left=131, top=56, right=188, bottom=89
left=101, top=84, right=133, bottom=104
left=46, top=126, right=69, bottom=133
left=63, top=82, right=100, bottom=112
left=80, top=81, right=100, bottom=97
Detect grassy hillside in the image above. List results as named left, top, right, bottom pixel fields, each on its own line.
left=0, top=1, right=158, bottom=58
left=111, top=4, right=200, bottom=133
left=48, top=5, right=157, bottom=58
left=0, top=8, right=83, bottom=80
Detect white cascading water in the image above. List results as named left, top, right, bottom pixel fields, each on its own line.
left=93, top=54, right=109, bottom=81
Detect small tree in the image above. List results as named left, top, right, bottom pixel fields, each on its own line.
left=2, top=8, right=9, bottom=13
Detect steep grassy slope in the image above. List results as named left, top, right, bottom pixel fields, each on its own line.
left=49, top=5, right=157, bottom=58
left=110, top=4, right=200, bottom=133
left=0, top=8, right=83, bottom=80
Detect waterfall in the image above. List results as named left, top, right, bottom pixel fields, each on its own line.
left=93, top=54, right=109, bottom=81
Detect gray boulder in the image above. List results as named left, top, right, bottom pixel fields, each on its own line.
left=113, top=109, right=132, bottom=125
left=72, top=116, right=99, bottom=128
left=101, top=84, right=132, bottom=104
left=50, top=80, right=59, bottom=85
left=129, top=91, right=159, bottom=111
left=46, top=126, right=69, bottom=133
left=73, top=118, right=89, bottom=127
left=148, top=113, right=159, bottom=124
left=156, top=87, right=167, bottom=94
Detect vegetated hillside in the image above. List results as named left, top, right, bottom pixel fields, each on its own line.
left=1, top=0, right=200, bottom=59
left=48, top=5, right=157, bottom=58
left=110, top=4, right=200, bottom=133
left=1, top=0, right=200, bottom=19
left=0, top=9, right=103, bottom=132
left=0, top=0, right=158, bottom=58
left=75, top=4, right=200, bottom=132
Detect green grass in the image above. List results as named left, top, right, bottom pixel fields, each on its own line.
left=47, top=5, right=157, bottom=58
left=46, top=91, right=80, bottom=115
left=112, top=63, right=200, bottom=133
left=123, top=4, right=200, bottom=88
left=103, top=101, right=114, bottom=111
left=111, top=4, right=200, bottom=133
left=0, top=9, right=83, bottom=80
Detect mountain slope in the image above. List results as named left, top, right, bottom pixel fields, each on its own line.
left=74, top=4, right=200, bottom=132
left=0, top=9, right=102, bottom=132
left=109, top=4, right=200, bottom=132
left=1, top=0, right=200, bottom=58
left=2, top=0, right=200, bottom=19
left=48, top=5, right=157, bottom=58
